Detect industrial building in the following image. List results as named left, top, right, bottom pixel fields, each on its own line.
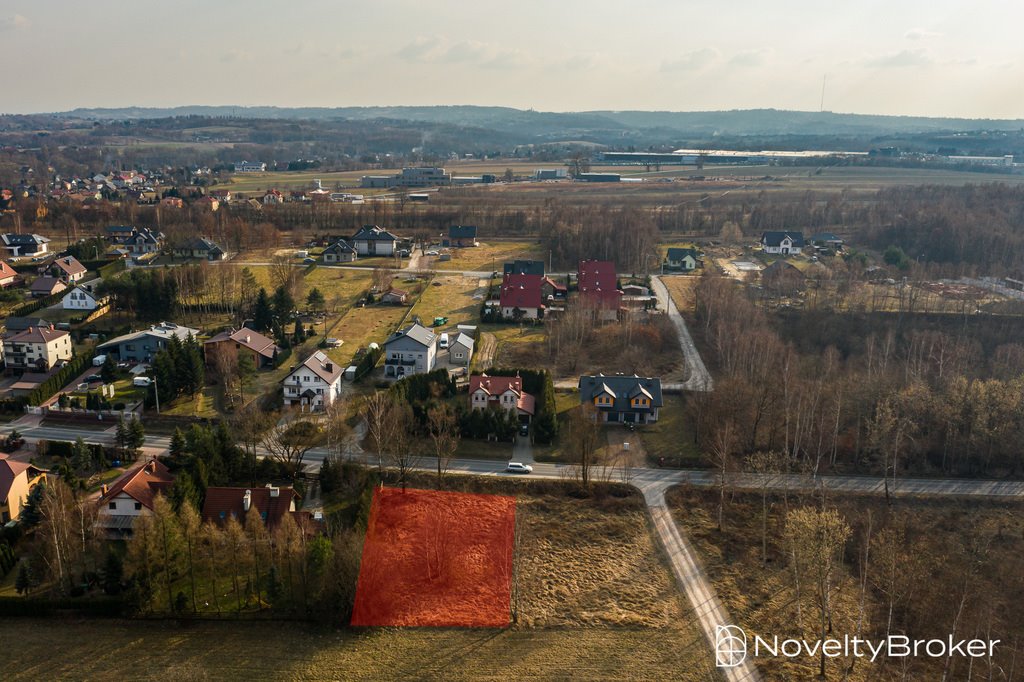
left=361, top=167, right=452, bottom=189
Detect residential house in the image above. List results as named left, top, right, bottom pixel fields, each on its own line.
left=499, top=274, right=544, bottom=319
left=62, top=278, right=109, bottom=311
left=196, top=196, right=220, bottom=212
left=0, top=233, right=49, bottom=257
left=503, top=259, right=545, bottom=276
left=282, top=351, right=343, bottom=411
left=469, top=373, right=535, bottom=422
left=322, top=240, right=356, bottom=263
left=235, top=161, right=266, bottom=173
left=160, top=196, right=184, bottom=209
left=351, top=225, right=399, bottom=256
left=383, top=323, right=437, bottom=378
left=808, top=232, right=844, bottom=249
left=3, top=317, right=50, bottom=335
left=2, top=326, right=72, bottom=372
left=448, top=332, right=475, bottom=367
left=0, top=454, right=47, bottom=524
left=106, top=226, right=164, bottom=255
left=174, top=237, right=226, bottom=261
left=209, top=190, right=233, bottom=204
left=381, top=288, right=408, bottom=305
left=761, top=260, right=821, bottom=295
left=261, top=189, right=284, bottom=205
left=204, top=327, right=281, bottom=370
left=96, top=322, right=200, bottom=364
left=577, top=373, right=663, bottom=424
left=664, top=247, right=701, bottom=272
left=29, top=276, right=67, bottom=298
left=760, top=231, right=804, bottom=255
left=578, top=260, right=622, bottom=321
left=96, top=458, right=175, bottom=537
left=48, top=255, right=88, bottom=283
left=0, top=260, right=21, bottom=288
left=541, top=276, right=567, bottom=301
left=202, top=485, right=299, bottom=529
left=444, top=225, right=479, bottom=248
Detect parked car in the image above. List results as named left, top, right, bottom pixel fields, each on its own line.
left=438, top=333, right=450, bottom=349
left=519, top=423, right=529, bottom=437
left=303, top=257, right=316, bottom=264
left=85, top=374, right=103, bottom=383
left=133, top=377, right=153, bottom=387
left=425, top=250, right=439, bottom=256
left=505, top=462, right=533, bottom=474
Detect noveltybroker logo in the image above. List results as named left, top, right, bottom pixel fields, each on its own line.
left=714, top=624, right=999, bottom=668
left=715, top=624, right=748, bottom=668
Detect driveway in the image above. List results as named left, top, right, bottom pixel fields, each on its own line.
left=650, top=275, right=713, bottom=392
left=512, top=433, right=533, bottom=464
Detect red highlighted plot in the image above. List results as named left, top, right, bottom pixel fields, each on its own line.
left=350, top=487, right=516, bottom=628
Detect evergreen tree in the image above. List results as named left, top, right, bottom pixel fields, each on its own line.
left=169, top=474, right=200, bottom=514
left=128, top=417, right=146, bottom=458
left=100, top=354, right=118, bottom=383
left=102, top=551, right=123, bottom=595
left=252, top=288, right=274, bottom=332
left=71, top=437, right=91, bottom=473
left=239, top=268, right=259, bottom=320
left=15, top=562, right=31, bottom=595
left=271, top=286, right=295, bottom=327
left=306, top=287, right=326, bottom=313
left=169, top=428, right=186, bottom=462
left=19, top=484, right=44, bottom=528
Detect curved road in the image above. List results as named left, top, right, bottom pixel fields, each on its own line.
left=650, top=275, right=713, bottom=392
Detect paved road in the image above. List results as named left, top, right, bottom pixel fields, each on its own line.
left=650, top=275, right=713, bottom=392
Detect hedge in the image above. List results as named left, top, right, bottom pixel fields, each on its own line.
left=10, top=289, right=66, bottom=318
left=98, top=259, right=127, bottom=279
left=38, top=439, right=113, bottom=461
left=28, top=352, right=95, bottom=406
left=353, top=346, right=383, bottom=382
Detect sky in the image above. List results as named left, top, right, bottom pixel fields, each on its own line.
left=2, top=0, right=1023, bottom=119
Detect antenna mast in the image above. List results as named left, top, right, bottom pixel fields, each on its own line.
left=820, top=74, right=827, bottom=112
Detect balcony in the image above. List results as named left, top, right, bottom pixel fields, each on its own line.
left=384, top=357, right=417, bottom=367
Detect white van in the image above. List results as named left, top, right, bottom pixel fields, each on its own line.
left=133, top=377, right=153, bottom=387
left=92, top=354, right=107, bottom=367
left=438, top=333, right=450, bottom=349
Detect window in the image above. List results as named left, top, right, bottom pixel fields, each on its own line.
left=134, top=502, right=142, bottom=511
left=108, top=501, right=116, bottom=510
left=126, top=344, right=136, bottom=351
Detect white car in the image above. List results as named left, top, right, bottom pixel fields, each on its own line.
left=425, top=250, right=439, bottom=256
left=505, top=462, right=533, bottom=474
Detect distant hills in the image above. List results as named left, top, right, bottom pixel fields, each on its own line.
left=50, top=105, right=1024, bottom=139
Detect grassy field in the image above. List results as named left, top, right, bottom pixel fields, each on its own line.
left=660, top=274, right=701, bottom=314
left=408, top=274, right=486, bottom=329
left=429, top=241, right=545, bottom=272
left=0, top=620, right=717, bottom=681
left=330, top=305, right=409, bottom=357
left=635, top=395, right=702, bottom=467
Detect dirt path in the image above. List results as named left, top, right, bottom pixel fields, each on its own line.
left=650, top=275, right=713, bottom=392
left=475, top=331, right=497, bottom=369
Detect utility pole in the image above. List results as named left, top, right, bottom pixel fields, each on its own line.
left=152, top=378, right=160, bottom=414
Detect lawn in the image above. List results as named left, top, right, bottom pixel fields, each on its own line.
left=409, top=274, right=486, bottom=329
left=429, top=240, right=545, bottom=272
left=635, top=395, right=702, bottom=467
left=330, top=305, right=410, bottom=356
left=660, top=274, right=700, bottom=314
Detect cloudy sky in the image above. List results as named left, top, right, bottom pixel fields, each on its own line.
left=2, top=0, right=1022, bottom=118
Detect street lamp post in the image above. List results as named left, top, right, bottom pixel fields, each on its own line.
left=152, top=377, right=160, bottom=414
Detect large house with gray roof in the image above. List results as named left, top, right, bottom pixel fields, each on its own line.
left=577, top=373, right=664, bottom=424
left=96, top=322, right=200, bottom=364
left=351, top=225, right=399, bottom=257
left=1, top=233, right=50, bottom=258
left=383, top=323, right=437, bottom=378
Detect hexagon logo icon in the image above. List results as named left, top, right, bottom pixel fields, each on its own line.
left=715, top=624, right=748, bottom=668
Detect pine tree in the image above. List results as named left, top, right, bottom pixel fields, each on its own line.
left=252, top=288, right=274, bottom=332
left=71, top=437, right=91, bottom=473
left=271, top=286, right=295, bottom=328
left=115, top=416, right=128, bottom=460
left=15, top=562, right=31, bottom=595
left=100, top=354, right=117, bottom=383
left=306, top=287, right=325, bottom=313
left=128, top=417, right=146, bottom=459
left=169, top=428, right=186, bottom=462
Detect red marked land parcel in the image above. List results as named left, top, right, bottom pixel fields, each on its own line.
left=350, top=487, right=516, bottom=627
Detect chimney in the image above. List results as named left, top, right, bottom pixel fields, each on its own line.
left=245, top=335, right=251, bottom=344
left=243, top=490, right=252, bottom=511
left=325, top=362, right=333, bottom=373
left=146, top=460, right=156, bottom=473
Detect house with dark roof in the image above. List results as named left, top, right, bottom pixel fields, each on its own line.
left=322, top=240, right=356, bottom=263
left=444, top=225, right=479, bottom=248
left=577, top=373, right=664, bottom=424
left=0, top=233, right=49, bottom=257
left=0, top=453, right=47, bottom=524
left=760, top=231, right=804, bottom=255
left=3, top=317, right=50, bottom=334
left=664, top=247, right=701, bottom=272
left=105, top=226, right=164, bottom=255
left=96, top=322, right=200, bottom=364
left=282, top=351, right=343, bottom=411
left=808, top=232, right=844, bottom=249
left=174, top=237, right=226, bottom=261
left=469, top=373, right=535, bottom=421
left=499, top=273, right=544, bottom=319
left=383, top=323, right=437, bottom=378
left=48, top=255, right=88, bottom=283
left=204, top=327, right=281, bottom=369
left=202, top=485, right=299, bottom=530
left=351, top=225, right=399, bottom=256
left=96, top=458, right=175, bottom=536
left=29, top=276, right=66, bottom=298
left=503, top=259, right=545, bottom=276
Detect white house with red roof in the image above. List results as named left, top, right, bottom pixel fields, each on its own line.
left=469, top=373, right=535, bottom=421
left=0, top=260, right=21, bottom=288
left=499, top=273, right=544, bottom=319
left=96, top=458, right=175, bottom=537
